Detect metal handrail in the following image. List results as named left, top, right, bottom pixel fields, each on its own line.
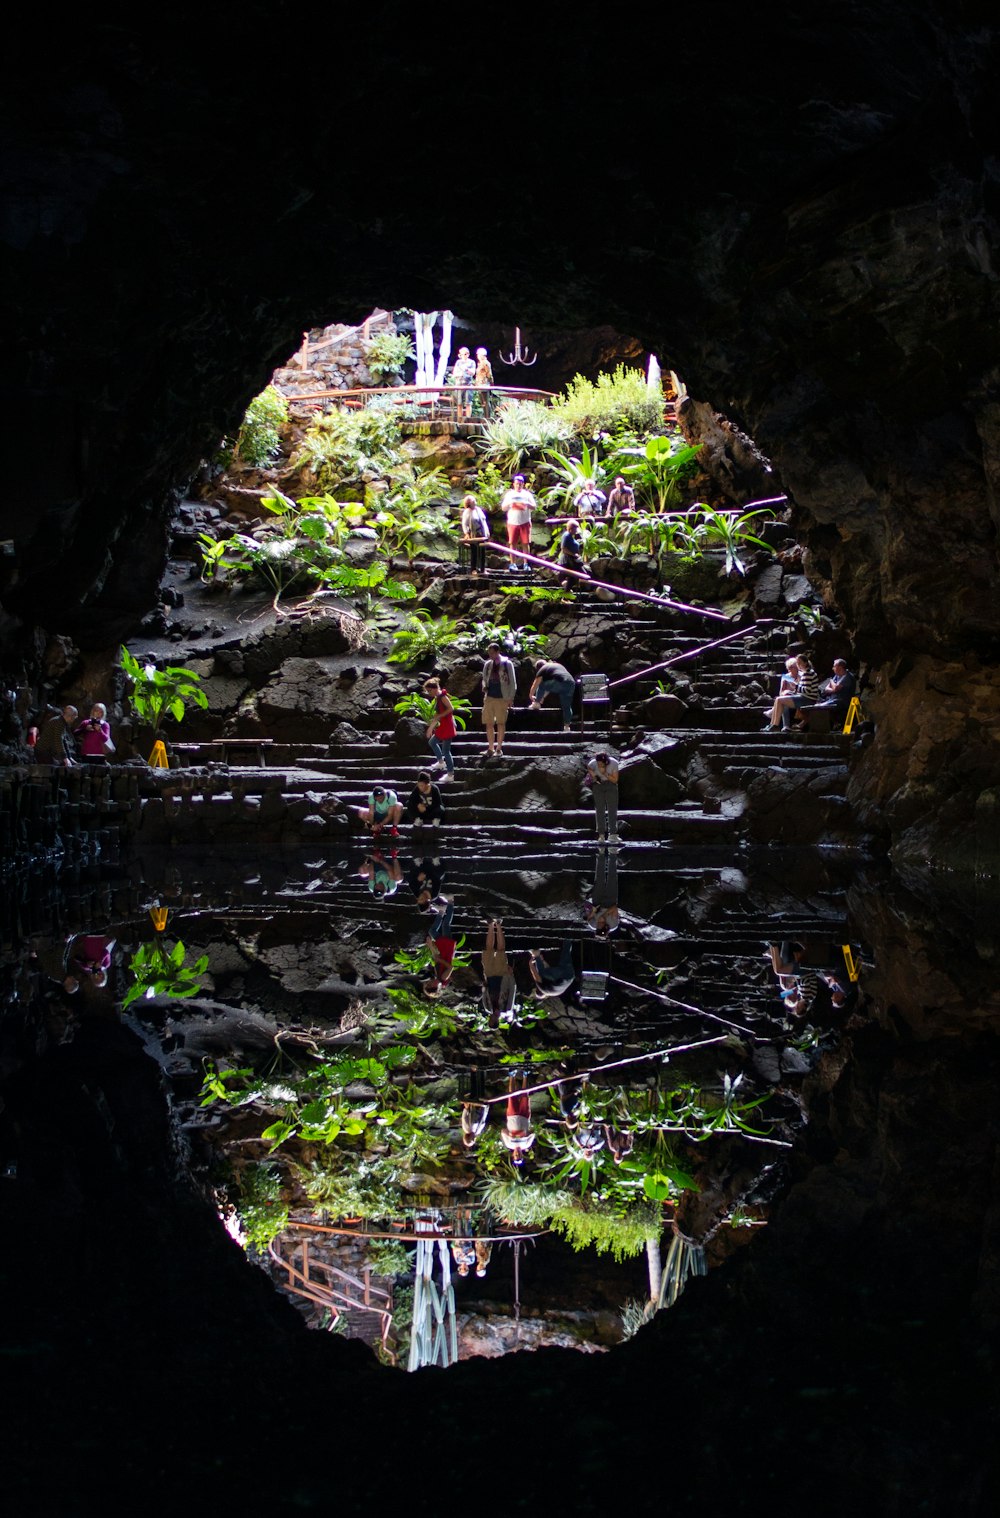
left=608, top=619, right=776, bottom=689
left=280, top=383, right=555, bottom=406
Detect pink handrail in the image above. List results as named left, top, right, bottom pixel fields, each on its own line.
left=608, top=620, right=774, bottom=688
left=483, top=540, right=731, bottom=622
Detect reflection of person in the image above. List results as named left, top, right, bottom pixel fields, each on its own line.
left=585, top=847, right=620, bottom=936
left=35, top=705, right=79, bottom=766
left=423, top=897, right=457, bottom=995
left=502, top=1072, right=535, bottom=1165
left=529, top=941, right=576, bottom=999
left=407, top=855, right=445, bottom=911
left=481, top=919, right=516, bottom=1028
left=461, top=1066, right=489, bottom=1148
left=587, top=751, right=619, bottom=842
left=767, top=941, right=818, bottom=1017
left=359, top=850, right=403, bottom=900
left=603, top=1124, right=634, bottom=1165
left=69, top=934, right=116, bottom=989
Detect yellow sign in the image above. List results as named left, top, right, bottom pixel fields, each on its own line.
left=841, top=944, right=859, bottom=982
left=841, top=697, right=862, bottom=735
left=149, top=739, right=170, bottom=769
left=149, top=906, right=169, bottom=933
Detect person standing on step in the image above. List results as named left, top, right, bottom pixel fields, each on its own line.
left=423, top=676, right=457, bottom=780
left=575, top=481, right=607, bottom=519
left=502, top=1072, right=535, bottom=1166
left=35, top=704, right=79, bottom=767
left=606, top=476, right=636, bottom=517
left=529, top=658, right=576, bottom=730
left=423, top=895, right=457, bottom=996
left=356, top=784, right=403, bottom=837
left=501, top=473, right=536, bottom=571
left=459, top=494, right=490, bottom=578
left=449, top=346, right=477, bottom=419
left=481, top=642, right=516, bottom=759
left=586, top=750, right=619, bottom=841
left=405, top=770, right=444, bottom=831
left=75, top=702, right=114, bottom=764
left=558, top=518, right=589, bottom=582
left=474, top=347, right=494, bottom=418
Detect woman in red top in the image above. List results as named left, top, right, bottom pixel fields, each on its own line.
left=422, top=677, right=456, bottom=781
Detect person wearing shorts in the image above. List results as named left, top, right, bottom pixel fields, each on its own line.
left=481, top=918, right=516, bottom=1028
left=502, top=1073, right=535, bottom=1166
left=481, top=643, right=516, bottom=758
left=501, top=474, right=536, bottom=570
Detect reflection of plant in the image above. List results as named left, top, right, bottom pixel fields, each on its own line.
left=123, top=938, right=209, bottom=1009
left=481, top=1179, right=659, bottom=1262
left=236, top=385, right=288, bottom=466
left=393, top=692, right=471, bottom=729
left=234, top=1161, right=289, bottom=1250
left=367, top=1238, right=412, bottom=1276
left=387, top=611, right=463, bottom=667
left=120, top=649, right=209, bottom=739
left=364, top=330, right=415, bottom=383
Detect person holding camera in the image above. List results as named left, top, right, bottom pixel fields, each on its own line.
left=74, top=703, right=114, bottom=764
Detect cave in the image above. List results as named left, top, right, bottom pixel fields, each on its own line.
left=3, top=6, right=1000, bottom=1514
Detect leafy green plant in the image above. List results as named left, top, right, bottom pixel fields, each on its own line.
left=387, top=611, right=463, bottom=667
left=499, top=584, right=576, bottom=605
left=120, top=648, right=209, bottom=739
left=611, top=435, right=702, bottom=512
left=540, top=442, right=606, bottom=510
left=472, top=462, right=508, bottom=517
left=554, top=365, right=664, bottom=437
left=364, top=330, right=415, bottom=383
left=685, top=506, right=774, bottom=576
left=367, top=1238, right=413, bottom=1276
left=452, top=620, right=548, bottom=659
left=123, top=938, right=209, bottom=1008
left=234, top=1162, right=289, bottom=1250
left=478, top=400, right=573, bottom=474
left=235, top=385, right=288, bottom=467
left=293, top=405, right=404, bottom=493
left=393, top=692, right=471, bottom=729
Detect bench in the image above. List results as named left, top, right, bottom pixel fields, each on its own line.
left=171, top=738, right=275, bottom=767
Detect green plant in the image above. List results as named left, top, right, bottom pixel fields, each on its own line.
left=499, top=585, right=576, bottom=605
left=235, top=385, right=288, bottom=467
left=472, top=462, right=508, bottom=517
left=367, top=1238, right=413, bottom=1276
left=540, top=441, right=606, bottom=510
left=234, top=1162, right=289, bottom=1250
left=293, top=405, right=404, bottom=493
left=478, top=400, right=572, bottom=474
left=364, top=330, right=415, bottom=383
left=685, top=506, right=773, bottom=576
left=387, top=611, right=463, bottom=668
left=393, top=692, right=471, bottom=729
left=451, top=620, right=548, bottom=659
left=122, top=938, right=209, bottom=1008
left=554, top=365, right=664, bottom=437
left=610, top=435, right=702, bottom=512
left=120, top=648, right=209, bottom=739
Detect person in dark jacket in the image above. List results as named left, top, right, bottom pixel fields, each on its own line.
left=35, top=705, right=78, bottom=766
left=405, top=771, right=444, bottom=830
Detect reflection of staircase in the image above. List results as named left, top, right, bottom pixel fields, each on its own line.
left=269, top=1232, right=394, bottom=1356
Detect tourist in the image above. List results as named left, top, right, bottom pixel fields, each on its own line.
left=449, top=346, right=477, bottom=419
left=816, top=658, right=857, bottom=715
left=558, top=518, right=589, bottom=580
left=422, top=677, right=457, bottom=781
left=35, top=705, right=78, bottom=766
left=502, top=1072, right=535, bottom=1165
left=474, top=347, right=494, bottom=417
left=474, top=1239, right=492, bottom=1278
left=75, top=702, right=114, bottom=763
left=587, top=750, right=619, bottom=841
left=405, top=770, right=444, bottom=830
left=603, top=1124, right=634, bottom=1165
left=529, top=940, right=576, bottom=1000
left=423, top=895, right=457, bottom=995
left=575, top=482, right=606, bottom=518
left=449, top=1237, right=477, bottom=1276
left=570, top=1121, right=605, bottom=1160
left=356, top=784, right=403, bottom=836
left=68, top=933, right=116, bottom=989
left=529, top=658, right=576, bottom=729
left=459, top=494, right=490, bottom=577
left=767, top=941, right=819, bottom=1017
left=766, top=653, right=819, bottom=731
left=585, top=846, right=620, bottom=937
left=606, top=476, right=636, bottom=517
left=481, top=642, right=516, bottom=759
left=501, top=473, right=536, bottom=571
left=407, top=854, right=445, bottom=911
left=358, top=848, right=403, bottom=900
left=481, top=918, right=517, bottom=1028
left=461, top=1068, right=489, bottom=1148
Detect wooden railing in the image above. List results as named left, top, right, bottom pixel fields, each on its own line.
left=269, top=1234, right=395, bottom=1355
left=278, top=383, right=555, bottom=417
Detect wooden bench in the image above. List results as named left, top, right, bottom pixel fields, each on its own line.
left=171, top=738, right=275, bottom=767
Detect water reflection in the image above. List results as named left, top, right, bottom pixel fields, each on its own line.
left=0, top=845, right=866, bottom=1365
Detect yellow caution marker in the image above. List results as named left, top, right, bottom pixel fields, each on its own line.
left=841, top=944, right=860, bottom=982
left=841, top=697, right=862, bottom=735
left=149, top=739, right=170, bottom=769
left=149, top=906, right=169, bottom=933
